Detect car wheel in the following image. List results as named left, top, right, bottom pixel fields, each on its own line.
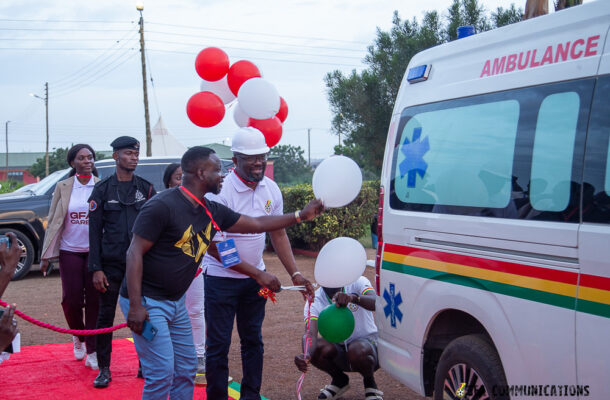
left=0, top=229, right=34, bottom=281
left=433, top=334, right=508, bottom=400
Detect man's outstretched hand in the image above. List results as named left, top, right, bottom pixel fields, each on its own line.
left=299, top=199, right=325, bottom=221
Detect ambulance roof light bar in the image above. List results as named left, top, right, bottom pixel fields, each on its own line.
left=407, top=64, right=431, bottom=84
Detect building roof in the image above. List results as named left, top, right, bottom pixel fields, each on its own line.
left=201, top=143, right=233, bottom=159
left=0, top=151, right=114, bottom=169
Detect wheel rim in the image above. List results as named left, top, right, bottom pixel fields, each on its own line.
left=443, top=363, right=490, bottom=400
left=14, top=238, right=28, bottom=275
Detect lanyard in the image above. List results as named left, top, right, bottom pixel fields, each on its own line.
left=234, top=170, right=256, bottom=186
left=179, top=185, right=223, bottom=233
left=76, top=173, right=92, bottom=179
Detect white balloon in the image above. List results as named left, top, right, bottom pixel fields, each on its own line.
left=314, top=237, right=367, bottom=288
left=200, top=76, right=236, bottom=104
left=312, top=156, right=362, bottom=208
left=237, top=78, right=280, bottom=120
left=233, top=103, right=249, bottom=128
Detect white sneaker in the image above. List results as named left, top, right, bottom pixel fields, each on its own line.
left=85, top=352, right=99, bottom=370
left=72, top=336, right=86, bottom=360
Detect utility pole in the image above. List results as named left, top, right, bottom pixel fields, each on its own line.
left=137, top=2, right=152, bottom=156
left=30, top=83, right=50, bottom=176
left=4, top=121, right=9, bottom=178
left=307, top=128, right=311, bottom=166
left=45, top=82, right=49, bottom=176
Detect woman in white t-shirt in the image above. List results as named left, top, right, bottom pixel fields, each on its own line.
left=40, top=144, right=101, bottom=370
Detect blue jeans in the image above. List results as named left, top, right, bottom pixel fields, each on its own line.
left=205, top=275, right=266, bottom=400
left=371, top=233, right=378, bottom=249
left=119, top=295, right=197, bottom=400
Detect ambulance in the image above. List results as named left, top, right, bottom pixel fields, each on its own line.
left=375, top=2, right=610, bottom=399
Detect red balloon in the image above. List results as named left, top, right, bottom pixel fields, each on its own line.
left=227, top=60, right=261, bottom=96
left=248, top=116, right=282, bottom=147
left=275, top=97, right=288, bottom=122
left=195, top=47, right=229, bottom=82
left=186, top=91, right=225, bottom=128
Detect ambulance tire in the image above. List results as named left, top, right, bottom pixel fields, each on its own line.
left=433, top=334, right=509, bottom=400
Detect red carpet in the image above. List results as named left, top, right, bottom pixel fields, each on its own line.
left=0, top=338, right=252, bottom=399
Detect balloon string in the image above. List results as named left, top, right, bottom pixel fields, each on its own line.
left=297, top=296, right=313, bottom=400
left=0, top=299, right=127, bottom=335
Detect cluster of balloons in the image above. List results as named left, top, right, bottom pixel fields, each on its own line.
left=186, top=47, right=289, bottom=148
left=310, top=155, right=367, bottom=343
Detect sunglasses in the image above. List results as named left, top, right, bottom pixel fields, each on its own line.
left=235, top=153, right=268, bottom=163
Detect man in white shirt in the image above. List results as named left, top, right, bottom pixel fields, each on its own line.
left=202, top=127, right=315, bottom=400
left=294, top=276, right=384, bottom=400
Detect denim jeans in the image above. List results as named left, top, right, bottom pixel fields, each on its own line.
left=205, top=275, right=266, bottom=400
left=119, top=295, right=197, bottom=400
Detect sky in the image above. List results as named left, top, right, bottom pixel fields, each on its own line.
left=0, top=0, right=556, bottom=159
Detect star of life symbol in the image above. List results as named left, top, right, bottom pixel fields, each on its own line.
left=383, top=283, right=403, bottom=328
left=399, top=127, right=429, bottom=188
left=135, top=189, right=146, bottom=202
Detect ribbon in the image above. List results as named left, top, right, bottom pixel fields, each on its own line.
left=296, top=296, right=314, bottom=400
left=257, top=288, right=277, bottom=304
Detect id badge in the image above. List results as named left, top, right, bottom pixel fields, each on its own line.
left=217, top=238, right=241, bottom=268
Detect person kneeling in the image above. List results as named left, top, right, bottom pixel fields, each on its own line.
left=294, top=276, right=383, bottom=400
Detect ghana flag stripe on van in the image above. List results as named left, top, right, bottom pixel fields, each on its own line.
left=382, top=244, right=610, bottom=318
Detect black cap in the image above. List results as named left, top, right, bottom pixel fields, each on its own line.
left=111, top=136, right=140, bottom=151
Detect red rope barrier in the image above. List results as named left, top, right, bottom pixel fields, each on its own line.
left=0, top=299, right=127, bottom=335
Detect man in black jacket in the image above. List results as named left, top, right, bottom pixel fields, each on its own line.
left=88, top=136, right=156, bottom=388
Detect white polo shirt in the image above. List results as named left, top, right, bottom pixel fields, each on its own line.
left=202, top=171, right=283, bottom=279
left=305, top=277, right=378, bottom=345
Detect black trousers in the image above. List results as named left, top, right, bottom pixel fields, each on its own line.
left=95, top=277, right=122, bottom=368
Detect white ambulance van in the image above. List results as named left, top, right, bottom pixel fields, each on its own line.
left=375, top=2, right=610, bottom=399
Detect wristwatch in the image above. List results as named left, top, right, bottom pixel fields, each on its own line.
left=351, top=293, right=360, bottom=305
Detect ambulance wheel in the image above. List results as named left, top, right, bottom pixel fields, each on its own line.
left=433, top=334, right=508, bottom=400
left=0, top=229, right=34, bottom=281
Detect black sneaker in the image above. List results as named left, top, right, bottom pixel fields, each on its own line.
left=93, top=367, right=112, bottom=388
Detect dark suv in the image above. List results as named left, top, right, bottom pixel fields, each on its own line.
left=0, top=156, right=232, bottom=280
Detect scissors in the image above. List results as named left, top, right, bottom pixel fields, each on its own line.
left=279, top=283, right=319, bottom=292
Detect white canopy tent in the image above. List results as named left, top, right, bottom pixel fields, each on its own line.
left=151, top=116, right=187, bottom=156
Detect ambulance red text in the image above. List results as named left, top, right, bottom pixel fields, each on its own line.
left=480, top=35, right=600, bottom=78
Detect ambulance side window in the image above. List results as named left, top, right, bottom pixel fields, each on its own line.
left=389, top=78, right=595, bottom=222
left=582, top=75, right=610, bottom=224
left=530, top=92, right=580, bottom=212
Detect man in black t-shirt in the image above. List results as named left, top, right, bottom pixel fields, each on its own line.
left=119, top=146, right=324, bottom=399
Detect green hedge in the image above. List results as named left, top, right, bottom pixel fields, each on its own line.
left=0, top=181, right=23, bottom=194
left=281, top=180, right=380, bottom=251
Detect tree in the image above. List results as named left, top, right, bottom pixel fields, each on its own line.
left=492, top=4, right=523, bottom=28
left=269, top=144, right=312, bottom=185
left=30, top=147, right=107, bottom=178
left=325, top=0, right=522, bottom=175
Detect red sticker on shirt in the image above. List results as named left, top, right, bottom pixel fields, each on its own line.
left=89, top=200, right=97, bottom=212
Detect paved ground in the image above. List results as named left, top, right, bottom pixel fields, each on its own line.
left=3, top=250, right=427, bottom=400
